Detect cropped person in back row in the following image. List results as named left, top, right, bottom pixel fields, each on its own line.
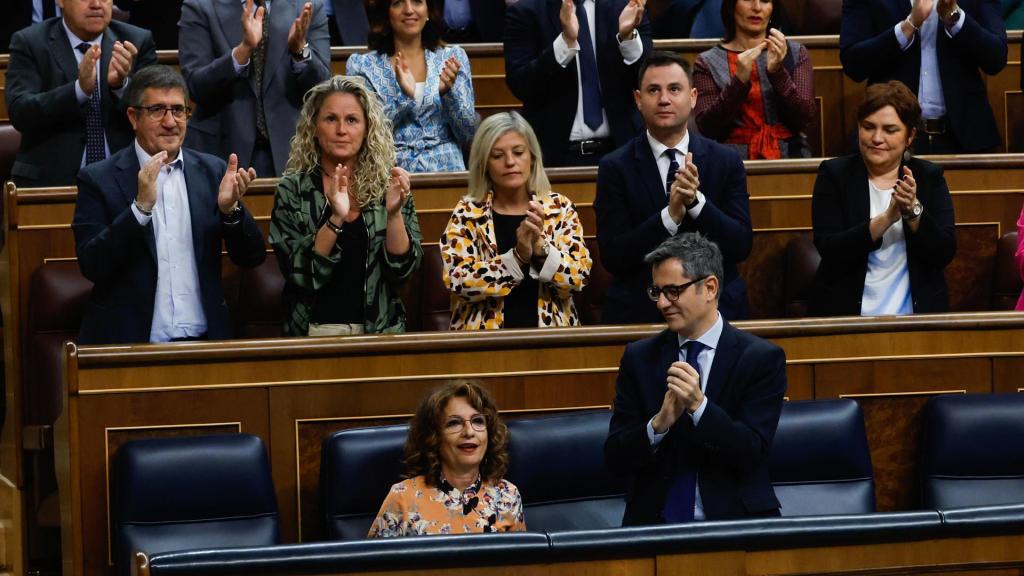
left=441, top=112, right=592, bottom=329
left=369, top=381, right=526, bottom=537
left=811, top=81, right=956, bottom=316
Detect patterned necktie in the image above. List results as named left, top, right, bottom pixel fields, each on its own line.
left=575, top=0, right=603, bottom=131
left=252, top=0, right=271, bottom=141
left=662, top=340, right=704, bottom=523
left=77, top=42, right=105, bottom=164
left=665, top=149, right=679, bottom=195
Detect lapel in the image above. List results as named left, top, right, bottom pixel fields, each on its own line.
left=632, top=136, right=668, bottom=215
left=848, top=155, right=871, bottom=225
left=100, top=27, right=116, bottom=119
left=49, top=21, right=80, bottom=85
left=216, top=0, right=250, bottom=92
left=656, top=329, right=679, bottom=409
left=263, top=0, right=296, bottom=94
left=182, top=149, right=212, bottom=270
left=114, top=147, right=158, bottom=262
left=704, top=319, right=738, bottom=406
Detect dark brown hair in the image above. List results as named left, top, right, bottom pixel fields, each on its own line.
left=637, top=50, right=693, bottom=89
left=366, top=0, right=443, bottom=56
left=403, top=381, right=509, bottom=487
left=856, top=80, right=922, bottom=131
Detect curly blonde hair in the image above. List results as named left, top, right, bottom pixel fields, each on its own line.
left=284, top=75, right=396, bottom=208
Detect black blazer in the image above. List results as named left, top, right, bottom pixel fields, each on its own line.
left=604, top=322, right=787, bottom=525
left=839, top=0, right=1007, bottom=152
left=72, top=146, right=266, bottom=344
left=810, top=155, right=957, bottom=317
left=503, top=0, right=652, bottom=166
left=594, top=132, right=752, bottom=324
left=5, top=18, right=157, bottom=186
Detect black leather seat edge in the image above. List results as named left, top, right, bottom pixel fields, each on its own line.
left=938, top=504, right=1024, bottom=537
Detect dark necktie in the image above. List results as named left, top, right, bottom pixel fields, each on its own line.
left=575, top=0, right=603, bottom=131
left=252, top=0, right=271, bottom=141
left=76, top=42, right=106, bottom=165
left=662, top=340, right=704, bottom=523
left=665, top=149, right=679, bottom=196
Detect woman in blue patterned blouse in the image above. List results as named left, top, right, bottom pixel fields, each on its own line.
left=347, top=0, right=477, bottom=173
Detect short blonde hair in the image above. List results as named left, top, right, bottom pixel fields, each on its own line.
left=465, top=112, right=551, bottom=203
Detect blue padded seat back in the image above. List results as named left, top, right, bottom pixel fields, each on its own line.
left=769, top=399, right=875, bottom=516
left=322, top=424, right=408, bottom=540
left=111, top=434, right=279, bottom=576
left=921, top=393, right=1024, bottom=509
left=505, top=410, right=626, bottom=531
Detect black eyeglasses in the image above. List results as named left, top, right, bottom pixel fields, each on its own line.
left=443, top=414, right=487, bottom=434
left=133, top=104, right=191, bottom=120
left=647, top=276, right=708, bottom=302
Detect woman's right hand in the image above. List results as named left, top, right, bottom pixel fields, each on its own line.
left=735, top=42, right=765, bottom=84
left=325, top=164, right=350, bottom=226
left=514, top=215, right=541, bottom=265
left=392, top=51, right=416, bottom=99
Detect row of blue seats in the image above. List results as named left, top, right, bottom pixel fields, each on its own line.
left=113, top=393, right=1024, bottom=576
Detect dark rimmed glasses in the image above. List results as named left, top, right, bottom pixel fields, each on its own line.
left=647, top=276, right=709, bottom=302
left=133, top=104, right=191, bottom=121
left=443, top=414, right=487, bottom=434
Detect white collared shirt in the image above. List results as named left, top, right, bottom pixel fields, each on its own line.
left=131, top=142, right=208, bottom=342
left=645, top=130, right=706, bottom=233
left=646, top=312, right=724, bottom=521
left=63, top=21, right=117, bottom=165
left=892, top=1, right=966, bottom=120
left=551, top=0, right=644, bottom=141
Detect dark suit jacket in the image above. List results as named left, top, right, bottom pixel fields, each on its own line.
left=809, top=154, right=956, bottom=316
left=72, top=145, right=266, bottom=344
left=330, top=0, right=369, bottom=45
left=1, top=0, right=33, bottom=51
left=504, top=0, right=652, bottom=166
left=604, top=322, right=787, bottom=525
left=178, top=0, right=331, bottom=176
left=839, top=0, right=1007, bottom=152
left=5, top=18, right=157, bottom=186
left=594, top=131, right=752, bottom=324
left=436, top=0, right=506, bottom=41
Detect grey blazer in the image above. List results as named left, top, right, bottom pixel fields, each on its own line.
left=178, top=0, right=331, bottom=175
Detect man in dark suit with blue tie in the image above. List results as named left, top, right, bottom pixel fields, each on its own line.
left=504, top=0, right=652, bottom=167
left=72, top=65, right=266, bottom=345
left=604, top=232, right=787, bottom=526
left=595, top=51, right=752, bottom=324
left=840, top=0, right=1007, bottom=153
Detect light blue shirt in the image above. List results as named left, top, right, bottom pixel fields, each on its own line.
left=646, top=312, right=725, bottom=521
left=444, top=0, right=473, bottom=31
left=893, top=2, right=966, bottom=119
left=63, top=22, right=119, bottom=165
left=131, top=142, right=208, bottom=342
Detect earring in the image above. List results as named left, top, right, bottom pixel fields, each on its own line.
left=903, top=149, right=911, bottom=163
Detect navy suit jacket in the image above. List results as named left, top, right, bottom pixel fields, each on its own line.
left=503, top=0, right=652, bottom=166
left=5, top=18, right=157, bottom=186
left=810, top=154, right=956, bottom=316
left=839, top=0, right=1007, bottom=152
left=604, top=321, right=787, bottom=525
left=72, top=146, right=266, bottom=345
left=594, top=132, right=752, bottom=324
left=329, top=0, right=369, bottom=45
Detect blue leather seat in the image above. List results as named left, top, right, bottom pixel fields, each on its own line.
left=111, top=434, right=280, bottom=576
left=921, top=393, right=1024, bottom=509
left=505, top=410, right=625, bottom=531
left=769, top=399, right=875, bottom=515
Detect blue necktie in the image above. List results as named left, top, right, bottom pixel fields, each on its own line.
left=77, top=43, right=105, bottom=165
left=575, top=0, right=603, bottom=131
left=665, top=149, right=679, bottom=195
left=662, top=340, right=704, bottom=523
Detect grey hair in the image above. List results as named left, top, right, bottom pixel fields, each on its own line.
left=465, top=111, right=550, bottom=203
left=643, top=233, right=724, bottom=300
left=126, top=65, right=188, bottom=107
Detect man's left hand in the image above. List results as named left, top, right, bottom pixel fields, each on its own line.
left=107, top=40, right=139, bottom=89
left=617, top=0, right=645, bottom=41
left=218, top=153, right=257, bottom=214
left=288, top=2, right=313, bottom=56
left=938, top=0, right=959, bottom=24
left=667, top=360, right=704, bottom=413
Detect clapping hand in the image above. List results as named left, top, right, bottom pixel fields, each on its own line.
left=618, top=0, right=645, bottom=41
left=764, top=29, right=788, bottom=73
left=325, top=164, right=351, bottom=224
left=234, top=0, right=266, bottom=64
left=78, top=43, right=101, bottom=96
left=107, top=40, right=139, bottom=89
left=386, top=167, right=411, bottom=217
left=892, top=165, right=918, bottom=217
left=438, top=55, right=460, bottom=96
left=735, top=42, right=765, bottom=83
left=526, top=201, right=547, bottom=257
left=559, top=0, right=579, bottom=46
left=218, top=153, right=257, bottom=214
left=288, top=2, right=313, bottom=56
left=392, top=51, right=416, bottom=98
left=135, top=150, right=168, bottom=213
left=667, top=152, right=699, bottom=223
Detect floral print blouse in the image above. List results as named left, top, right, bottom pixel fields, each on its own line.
left=367, top=475, right=526, bottom=538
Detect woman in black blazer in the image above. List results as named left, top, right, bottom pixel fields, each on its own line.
left=810, top=81, right=956, bottom=317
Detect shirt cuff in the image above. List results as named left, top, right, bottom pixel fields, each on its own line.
left=688, top=396, right=708, bottom=425
left=647, top=417, right=668, bottom=446
left=686, top=191, right=706, bottom=220
left=131, top=202, right=152, bottom=225
left=232, top=52, right=250, bottom=75
left=618, top=31, right=643, bottom=65
left=74, top=80, right=89, bottom=105
left=290, top=54, right=311, bottom=73
left=661, top=206, right=680, bottom=235
left=553, top=33, right=578, bottom=68
left=501, top=249, right=526, bottom=282
left=894, top=21, right=915, bottom=50
left=530, top=245, right=561, bottom=282
left=945, top=8, right=966, bottom=36
left=111, top=78, right=129, bottom=99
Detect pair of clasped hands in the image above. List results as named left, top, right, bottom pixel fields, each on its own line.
left=732, top=28, right=790, bottom=84
left=322, top=164, right=412, bottom=227
left=558, top=0, right=645, bottom=45
left=137, top=152, right=257, bottom=216
left=77, top=40, right=138, bottom=95
left=234, top=0, right=316, bottom=64
left=900, top=0, right=963, bottom=39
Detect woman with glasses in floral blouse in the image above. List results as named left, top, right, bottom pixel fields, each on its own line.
left=368, top=381, right=526, bottom=537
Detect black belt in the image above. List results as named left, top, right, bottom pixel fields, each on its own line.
left=922, top=117, right=947, bottom=135
left=567, top=138, right=615, bottom=156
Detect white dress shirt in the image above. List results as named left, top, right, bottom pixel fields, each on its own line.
left=131, top=142, right=208, bottom=342
left=893, top=2, right=965, bottom=120
left=551, top=0, right=644, bottom=141
left=645, top=312, right=724, bottom=521
left=861, top=181, right=913, bottom=315
left=645, top=131, right=706, bottom=234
